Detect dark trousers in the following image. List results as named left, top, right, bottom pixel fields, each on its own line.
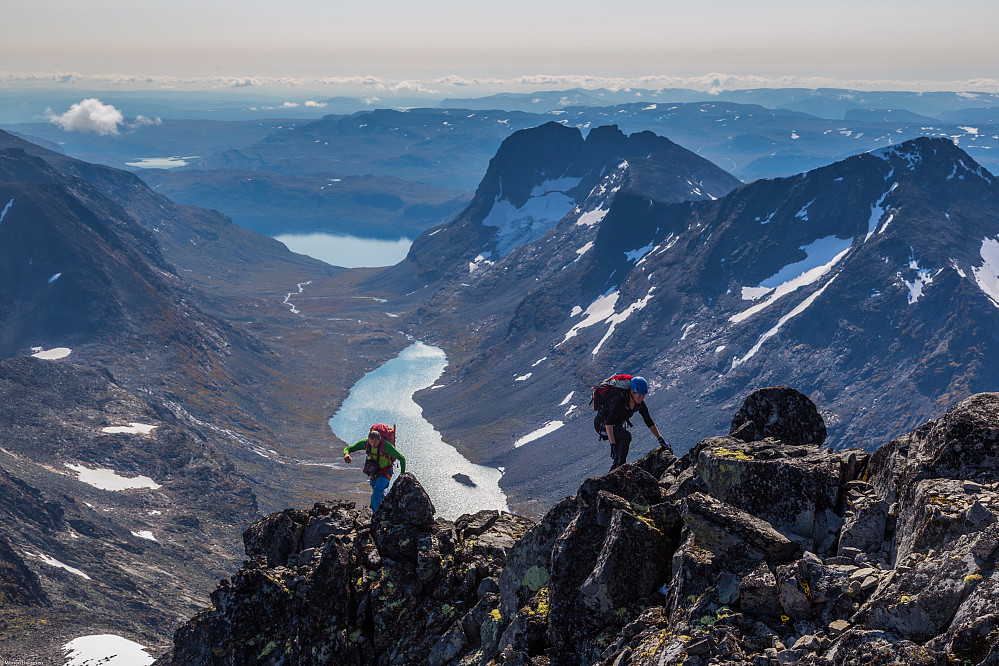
left=608, top=425, right=632, bottom=471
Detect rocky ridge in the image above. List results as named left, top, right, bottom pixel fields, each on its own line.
left=159, top=387, right=999, bottom=665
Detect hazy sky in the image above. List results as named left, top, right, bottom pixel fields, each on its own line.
left=4, top=0, right=999, bottom=91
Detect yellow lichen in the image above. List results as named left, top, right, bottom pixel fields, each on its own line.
left=713, top=447, right=755, bottom=461
left=490, top=608, right=502, bottom=622
left=964, top=574, right=984, bottom=586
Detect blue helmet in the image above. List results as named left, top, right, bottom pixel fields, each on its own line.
left=630, top=376, right=649, bottom=395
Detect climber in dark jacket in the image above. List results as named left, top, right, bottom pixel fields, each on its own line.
left=602, top=376, right=667, bottom=471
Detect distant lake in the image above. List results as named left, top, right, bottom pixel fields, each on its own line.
left=125, top=156, right=199, bottom=169
left=328, top=342, right=509, bottom=521
left=274, top=232, right=412, bottom=268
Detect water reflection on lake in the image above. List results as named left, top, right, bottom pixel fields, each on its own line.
left=275, top=233, right=411, bottom=268
left=328, top=342, right=509, bottom=520
left=125, top=156, right=199, bottom=168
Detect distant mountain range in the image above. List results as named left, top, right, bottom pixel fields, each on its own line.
left=380, top=123, right=999, bottom=512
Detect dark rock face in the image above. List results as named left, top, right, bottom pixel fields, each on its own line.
left=730, top=386, right=828, bottom=447
left=162, top=390, right=999, bottom=665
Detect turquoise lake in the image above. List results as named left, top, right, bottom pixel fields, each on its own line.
left=328, top=341, right=509, bottom=520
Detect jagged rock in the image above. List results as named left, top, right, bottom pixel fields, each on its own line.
left=242, top=508, right=308, bottom=567
left=498, top=496, right=576, bottom=618
left=633, top=445, right=677, bottom=480
left=823, top=628, right=946, bottom=664
left=776, top=559, right=813, bottom=620
left=837, top=489, right=890, bottom=557
left=740, top=562, right=782, bottom=618
left=371, top=473, right=437, bottom=565
left=428, top=621, right=468, bottom=666
left=869, top=392, right=999, bottom=504
left=859, top=522, right=999, bottom=642
left=577, top=463, right=663, bottom=510
left=729, top=386, right=827, bottom=447
left=158, top=391, right=999, bottom=666
left=892, top=477, right=998, bottom=563
left=579, top=509, right=670, bottom=617
left=0, top=534, right=47, bottom=606
left=681, top=492, right=798, bottom=563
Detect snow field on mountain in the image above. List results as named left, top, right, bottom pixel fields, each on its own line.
left=64, top=463, right=162, bottom=491
left=733, top=276, right=838, bottom=369
left=483, top=176, right=582, bottom=258
left=102, top=423, right=158, bottom=435
left=24, top=550, right=91, bottom=580
left=866, top=182, right=898, bottom=241
left=514, top=420, right=565, bottom=448
left=901, top=258, right=942, bottom=305
left=30, top=347, right=72, bottom=359
left=973, top=237, right=999, bottom=308
left=0, top=198, right=12, bottom=223
left=560, top=286, right=656, bottom=355
left=63, top=635, right=155, bottom=666
left=732, top=236, right=853, bottom=323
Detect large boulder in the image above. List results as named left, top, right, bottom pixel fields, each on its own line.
left=680, top=492, right=797, bottom=564
left=371, top=473, right=436, bottom=564
left=868, top=392, right=999, bottom=504
left=695, top=436, right=863, bottom=551
left=858, top=522, right=999, bottom=642
left=578, top=509, right=671, bottom=617
left=729, top=385, right=827, bottom=447
left=498, top=497, right=577, bottom=618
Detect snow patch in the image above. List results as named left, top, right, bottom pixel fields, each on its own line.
left=0, top=198, right=12, bottom=223
left=483, top=177, right=581, bottom=258
left=532, top=357, right=548, bottom=367
left=561, top=289, right=620, bottom=344
left=559, top=391, right=574, bottom=406
left=469, top=254, right=494, bottom=273
left=48, top=272, right=62, bottom=283
left=973, top=237, right=999, bottom=308
left=741, top=286, right=773, bottom=301
left=625, top=239, right=656, bottom=263
left=866, top=183, right=898, bottom=241
left=102, top=423, right=158, bottom=435
left=680, top=322, right=696, bottom=340
left=131, top=530, right=156, bottom=542
left=514, top=421, right=565, bottom=448
left=64, top=463, right=162, bottom=491
left=514, top=373, right=532, bottom=382
left=576, top=206, right=608, bottom=227
left=591, top=288, right=656, bottom=355
left=795, top=199, right=816, bottom=221
left=575, top=241, right=594, bottom=259
left=731, top=236, right=852, bottom=323
left=64, top=635, right=155, bottom=666
left=25, top=551, right=91, bottom=580
left=31, top=347, right=72, bottom=360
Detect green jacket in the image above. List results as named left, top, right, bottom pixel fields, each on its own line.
left=344, top=439, right=406, bottom=475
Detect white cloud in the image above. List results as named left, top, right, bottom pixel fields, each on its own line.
left=391, top=80, right=440, bottom=94
left=47, top=98, right=123, bottom=135
left=304, top=100, right=327, bottom=107
left=127, top=114, right=161, bottom=128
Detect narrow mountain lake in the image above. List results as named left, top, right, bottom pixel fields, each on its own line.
left=274, top=232, right=412, bottom=268
left=328, top=341, right=509, bottom=520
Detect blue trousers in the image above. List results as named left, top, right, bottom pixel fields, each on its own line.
left=369, top=475, right=390, bottom=511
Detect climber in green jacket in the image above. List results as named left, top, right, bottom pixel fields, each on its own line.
left=343, top=425, right=406, bottom=511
